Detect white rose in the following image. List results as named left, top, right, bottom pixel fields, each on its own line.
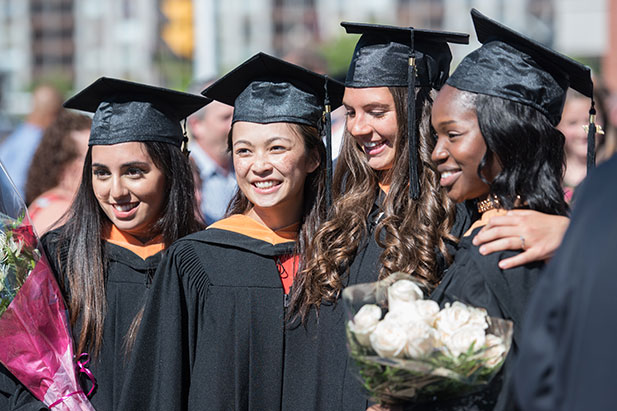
left=480, top=334, right=507, bottom=367
left=414, top=300, right=440, bottom=326
left=467, top=306, right=489, bottom=330
left=348, top=304, right=382, bottom=347
left=388, top=280, right=423, bottom=313
left=404, top=320, right=436, bottom=358
left=383, top=304, right=422, bottom=326
left=406, top=333, right=437, bottom=358
left=445, top=325, right=486, bottom=357
left=435, top=302, right=473, bottom=336
left=370, top=319, right=408, bottom=358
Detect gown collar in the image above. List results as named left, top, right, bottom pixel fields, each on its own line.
left=103, top=224, right=165, bottom=260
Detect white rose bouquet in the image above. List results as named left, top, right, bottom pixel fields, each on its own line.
left=344, top=272, right=513, bottom=405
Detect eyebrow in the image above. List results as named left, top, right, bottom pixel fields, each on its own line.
left=92, top=161, right=150, bottom=168
left=233, top=136, right=293, bottom=147
left=435, top=120, right=458, bottom=127
left=342, top=102, right=391, bottom=110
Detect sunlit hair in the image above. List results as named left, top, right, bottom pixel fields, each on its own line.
left=290, top=87, right=457, bottom=321
left=46, top=141, right=204, bottom=357
left=472, top=92, right=568, bottom=216
left=225, top=122, right=328, bottom=280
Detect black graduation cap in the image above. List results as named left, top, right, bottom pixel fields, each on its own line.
left=202, top=52, right=345, bottom=209
left=64, top=77, right=211, bottom=148
left=448, top=9, right=597, bottom=169
left=342, top=22, right=469, bottom=199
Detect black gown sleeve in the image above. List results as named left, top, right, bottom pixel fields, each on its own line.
left=514, top=156, right=617, bottom=411
left=117, top=240, right=204, bottom=411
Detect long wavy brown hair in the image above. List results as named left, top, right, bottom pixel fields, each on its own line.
left=226, top=123, right=327, bottom=272
left=290, top=86, right=457, bottom=321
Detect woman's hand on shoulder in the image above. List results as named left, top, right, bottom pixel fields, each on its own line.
left=472, top=209, right=569, bottom=269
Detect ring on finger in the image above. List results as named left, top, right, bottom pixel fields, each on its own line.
left=520, top=235, right=526, bottom=250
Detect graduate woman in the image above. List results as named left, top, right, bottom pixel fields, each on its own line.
left=0, top=78, right=208, bottom=411
left=428, top=9, right=594, bottom=410
left=284, top=21, right=582, bottom=411
left=117, top=53, right=344, bottom=411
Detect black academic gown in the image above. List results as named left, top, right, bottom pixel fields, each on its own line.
left=0, top=229, right=161, bottom=411
left=514, top=156, right=617, bottom=411
left=281, top=197, right=474, bottom=411
left=117, top=221, right=298, bottom=411
left=420, top=226, right=542, bottom=411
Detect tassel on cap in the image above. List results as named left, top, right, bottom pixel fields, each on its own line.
left=182, top=118, right=191, bottom=158
left=323, top=76, right=333, bottom=211
left=408, top=29, right=420, bottom=200
left=587, top=99, right=597, bottom=171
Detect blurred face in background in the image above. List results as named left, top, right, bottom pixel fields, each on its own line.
left=558, top=94, right=601, bottom=161
left=189, top=101, right=234, bottom=167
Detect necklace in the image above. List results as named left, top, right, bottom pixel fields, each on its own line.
left=476, top=196, right=500, bottom=213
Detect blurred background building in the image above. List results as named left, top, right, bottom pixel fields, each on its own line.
left=0, top=0, right=613, bottom=129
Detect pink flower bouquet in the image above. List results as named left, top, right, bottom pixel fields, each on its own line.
left=0, top=163, right=95, bottom=410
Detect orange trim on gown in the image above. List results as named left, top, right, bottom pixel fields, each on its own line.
left=208, top=214, right=300, bottom=293
left=103, top=224, right=165, bottom=260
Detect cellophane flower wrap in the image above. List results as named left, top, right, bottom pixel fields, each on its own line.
left=0, top=162, right=95, bottom=410
left=343, top=272, right=513, bottom=405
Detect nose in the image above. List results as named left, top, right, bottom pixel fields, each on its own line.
left=431, top=137, right=448, bottom=163
left=251, top=152, right=273, bottom=175
left=110, top=175, right=129, bottom=199
left=347, top=113, right=372, bottom=139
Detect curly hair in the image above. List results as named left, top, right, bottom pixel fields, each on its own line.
left=290, top=87, right=457, bottom=321
left=25, top=109, right=92, bottom=205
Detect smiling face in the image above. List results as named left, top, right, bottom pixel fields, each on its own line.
left=231, top=121, right=319, bottom=225
left=558, top=94, right=596, bottom=161
left=91, top=142, right=166, bottom=241
left=343, top=87, right=399, bottom=171
left=431, top=85, right=499, bottom=203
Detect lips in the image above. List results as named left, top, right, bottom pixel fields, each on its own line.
left=438, top=169, right=462, bottom=187
left=252, top=180, right=281, bottom=192
left=363, top=140, right=386, bottom=156
left=112, top=202, right=139, bottom=218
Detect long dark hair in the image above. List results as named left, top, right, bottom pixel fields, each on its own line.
left=226, top=123, right=328, bottom=271
left=51, top=141, right=203, bottom=357
left=474, top=93, right=568, bottom=216
left=290, top=87, right=457, bottom=321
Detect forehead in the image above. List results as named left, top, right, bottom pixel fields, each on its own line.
left=91, top=141, right=152, bottom=163
left=342, top=86, right=394, bottom=106
left=232, top=121, right=300, bottom=143
left=433, top=86, right=477, bottom=117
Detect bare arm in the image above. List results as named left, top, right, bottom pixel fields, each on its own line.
left=472, top=210, right=569, bottom=269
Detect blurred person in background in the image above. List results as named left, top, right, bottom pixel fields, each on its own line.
left=558, top=83, right=617, bottom=202
left=26, top=110, right=91, bottom=234
left=0, top=84, right=63, bottom=198
left=187, top=79, right=236, bottom=225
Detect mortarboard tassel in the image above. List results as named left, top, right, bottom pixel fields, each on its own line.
left=587, top=99, right=597, bottom=171
left=323, top=76, right=333, bottom=211
left=181, top=118, right=191, bottom=158
left=408, top=29, right=420, bottom=200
